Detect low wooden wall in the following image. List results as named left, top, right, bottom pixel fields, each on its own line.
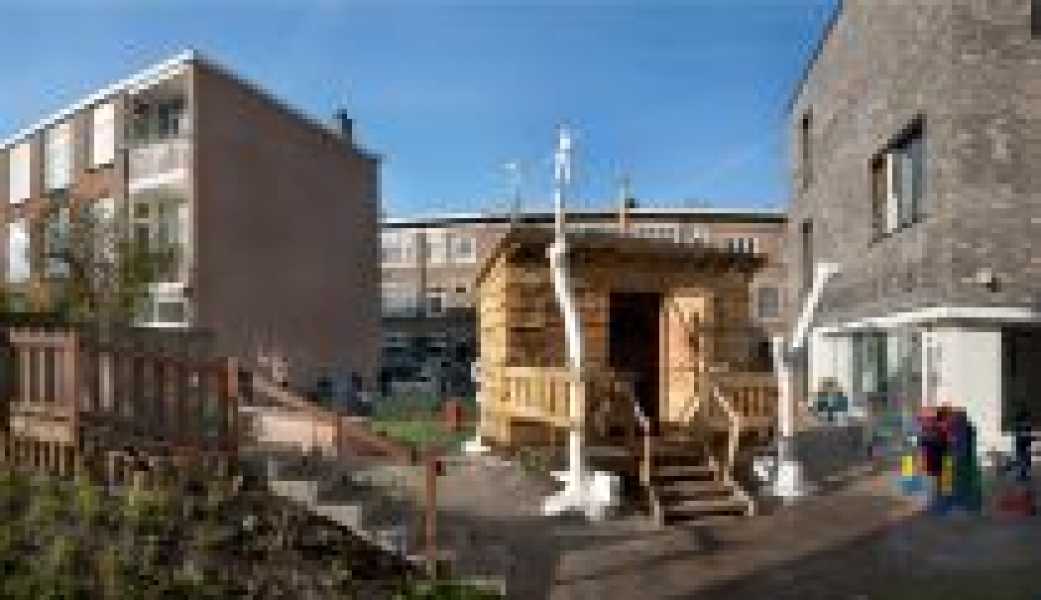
left=0, top=324, right=238, bottom=483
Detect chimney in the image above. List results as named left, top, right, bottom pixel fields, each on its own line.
left=333, top=109, right=353, bottom=143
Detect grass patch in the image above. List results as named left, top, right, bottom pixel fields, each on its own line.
left=371, top=420, right=474, bottom=453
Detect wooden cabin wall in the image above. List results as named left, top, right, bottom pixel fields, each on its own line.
left=477, top=251, right=510, bottom=440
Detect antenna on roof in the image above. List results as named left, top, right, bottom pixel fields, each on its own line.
left=554, top=123, right=575, bottom=240
left=504, top=160, right=523, bottom=226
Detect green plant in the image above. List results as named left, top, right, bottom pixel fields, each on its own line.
left=73, top=475, right=103, bottom=526
left=515, top=447, right=549, bottom=475
left=44, top=199, right=177, bottom=324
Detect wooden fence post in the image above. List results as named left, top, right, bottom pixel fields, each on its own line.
left=425, top=454, right=439, bottom=576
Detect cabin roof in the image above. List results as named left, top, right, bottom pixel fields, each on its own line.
left=473, top=225, right=764, bottom=289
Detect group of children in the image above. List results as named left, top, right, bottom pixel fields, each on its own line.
left=906, top=406, right=983, bottom=512
left=900, top=406, right=1037, bottom=515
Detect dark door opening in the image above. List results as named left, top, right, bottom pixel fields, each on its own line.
left=609, top=292, right=662, bottom=432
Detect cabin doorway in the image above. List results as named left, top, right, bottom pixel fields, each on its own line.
left=609, top=292, right=662, bottom=432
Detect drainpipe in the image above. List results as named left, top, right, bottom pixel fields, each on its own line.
left=773, top=261, right=840, bottom=501
left=542, top=124, right=618, bottom=520
left=550, top=124, right=586, bottom=493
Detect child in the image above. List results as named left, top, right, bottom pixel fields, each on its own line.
left=1012, top=409, right=1035, bottom=483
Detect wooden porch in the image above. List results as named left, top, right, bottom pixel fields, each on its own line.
left=473, top=227, right=779, bottom=523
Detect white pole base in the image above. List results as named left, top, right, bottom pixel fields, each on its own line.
left=462, top=436, right=491, bottom=455
left=542, top=470, right=620, bottom=521
left=773, top=459, right=812, bottom=502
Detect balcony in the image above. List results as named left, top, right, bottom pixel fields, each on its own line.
left=128, top=136, right=190, bottom=192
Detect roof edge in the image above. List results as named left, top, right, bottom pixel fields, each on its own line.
left=784, top=0, right=846, bottom=115
left=1, top=48, right=381, bottom=161
left=1, top=49, right=195, bottom=151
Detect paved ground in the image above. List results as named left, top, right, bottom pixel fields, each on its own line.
left=429, top=455, right=1041, bottom=600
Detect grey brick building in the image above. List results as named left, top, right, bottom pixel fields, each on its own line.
left=787, top=0, right=1041, bottom=455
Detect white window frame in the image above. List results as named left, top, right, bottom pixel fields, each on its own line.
left=425, top=230, right=448, bottom=265
left=450, top=233, right=476, bottom=264
left=45, top=122, right=73, bottom=191
left=382, top=282, right=416, bottom=317
left=380, top=231, right=404, bottom=265
left=757, top=287, right=780, bottom=319
left=7, top=218, right=30, bottom=284
left=92, top=102, right=116, bottom=167
left=136, top=282, right=190, bottom=328
left=425, top=288, right=447, bottom=317
left=9, top=143, right=31, bottom=204
left=44, top=205, right=71, bottom=278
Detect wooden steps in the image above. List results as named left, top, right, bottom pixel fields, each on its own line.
left=644, top=430, right=755, bottom=525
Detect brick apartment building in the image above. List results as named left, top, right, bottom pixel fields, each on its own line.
left=787, top=0, right=1041, bottom=455
left=0, top=50, right=381, bottom=393
left=380, top=206, right=787, bottom=397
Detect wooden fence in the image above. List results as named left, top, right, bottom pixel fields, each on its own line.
left=0, top=323, right=239, bottom=485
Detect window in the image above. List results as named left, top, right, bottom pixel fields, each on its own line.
left=425, top=288, right=447, bottom=317
left=91, top=197, right=117, bottom=265
left=44, top=206, right=70, bottom=277
left=1033, top=0, right=1040, bottom=38
left=872, top=119, right=926, bottom=239
left=45, top=122, right=72, bottom=191
left=801, top=219, right=814, bottom=296
left=757, top=287, right=780, bottom=319
left=800, top=110, right=813, bottom=189
left=155, top=300, right=186, bottom=323
left=9, top=142, right=30, bottom=204
left=425, top=231, right=447, bottom=264
left=726, top=237, right=757, bottom=253
left=382, top=282, right=416, bottom=317
left=450, top=234, right=476, bottom=264
left=683, top=227, right=709, bottom=245
left=157, top=99, right=186, bottom=138
left=380, top=232, right=403, bottom=264
left=7, top=218, right=30, bottom=284
left=92, top=102, right=116, bottom=167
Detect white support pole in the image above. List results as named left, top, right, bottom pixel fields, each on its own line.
left=541, top=124, right=618, bottom=520
left=773, top=262, right=841, bottom=502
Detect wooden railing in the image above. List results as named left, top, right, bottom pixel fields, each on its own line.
left=500, top=366, right=573, bottom=428
left=705, top=384, right=755, bottom=516
left=700, top=371, right=777, bottom=434
left=631, top=398, right=662, bottom=526
left=2, top=325, right=238, bottom=481
left=497, top=366, right=639, bottom=437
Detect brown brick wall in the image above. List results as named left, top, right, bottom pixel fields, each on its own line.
left=191, top=62, right=380, bottom=388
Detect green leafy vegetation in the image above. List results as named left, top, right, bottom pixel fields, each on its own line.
left=370, top=393, right=476, bottom=452
left=0, top=469, right=500, bottom=599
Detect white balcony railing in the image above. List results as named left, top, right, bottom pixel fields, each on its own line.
left=128, top=137, right=190, bottom=187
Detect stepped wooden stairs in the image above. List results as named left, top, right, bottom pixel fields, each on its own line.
left=613, top=382, right=758, bottom=526
left=647, top=424, right=755, bottom=524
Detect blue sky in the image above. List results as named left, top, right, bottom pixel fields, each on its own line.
left=0, top=0, right=838, bottom=216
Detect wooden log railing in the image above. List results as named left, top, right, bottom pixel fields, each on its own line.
left=630, top=393, right=662, bottom=526
left=500, top=366, right=574, bottom=429
left=497, top=366, right=640, bottom=436
left=699, top=370, right=777, bottom=434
